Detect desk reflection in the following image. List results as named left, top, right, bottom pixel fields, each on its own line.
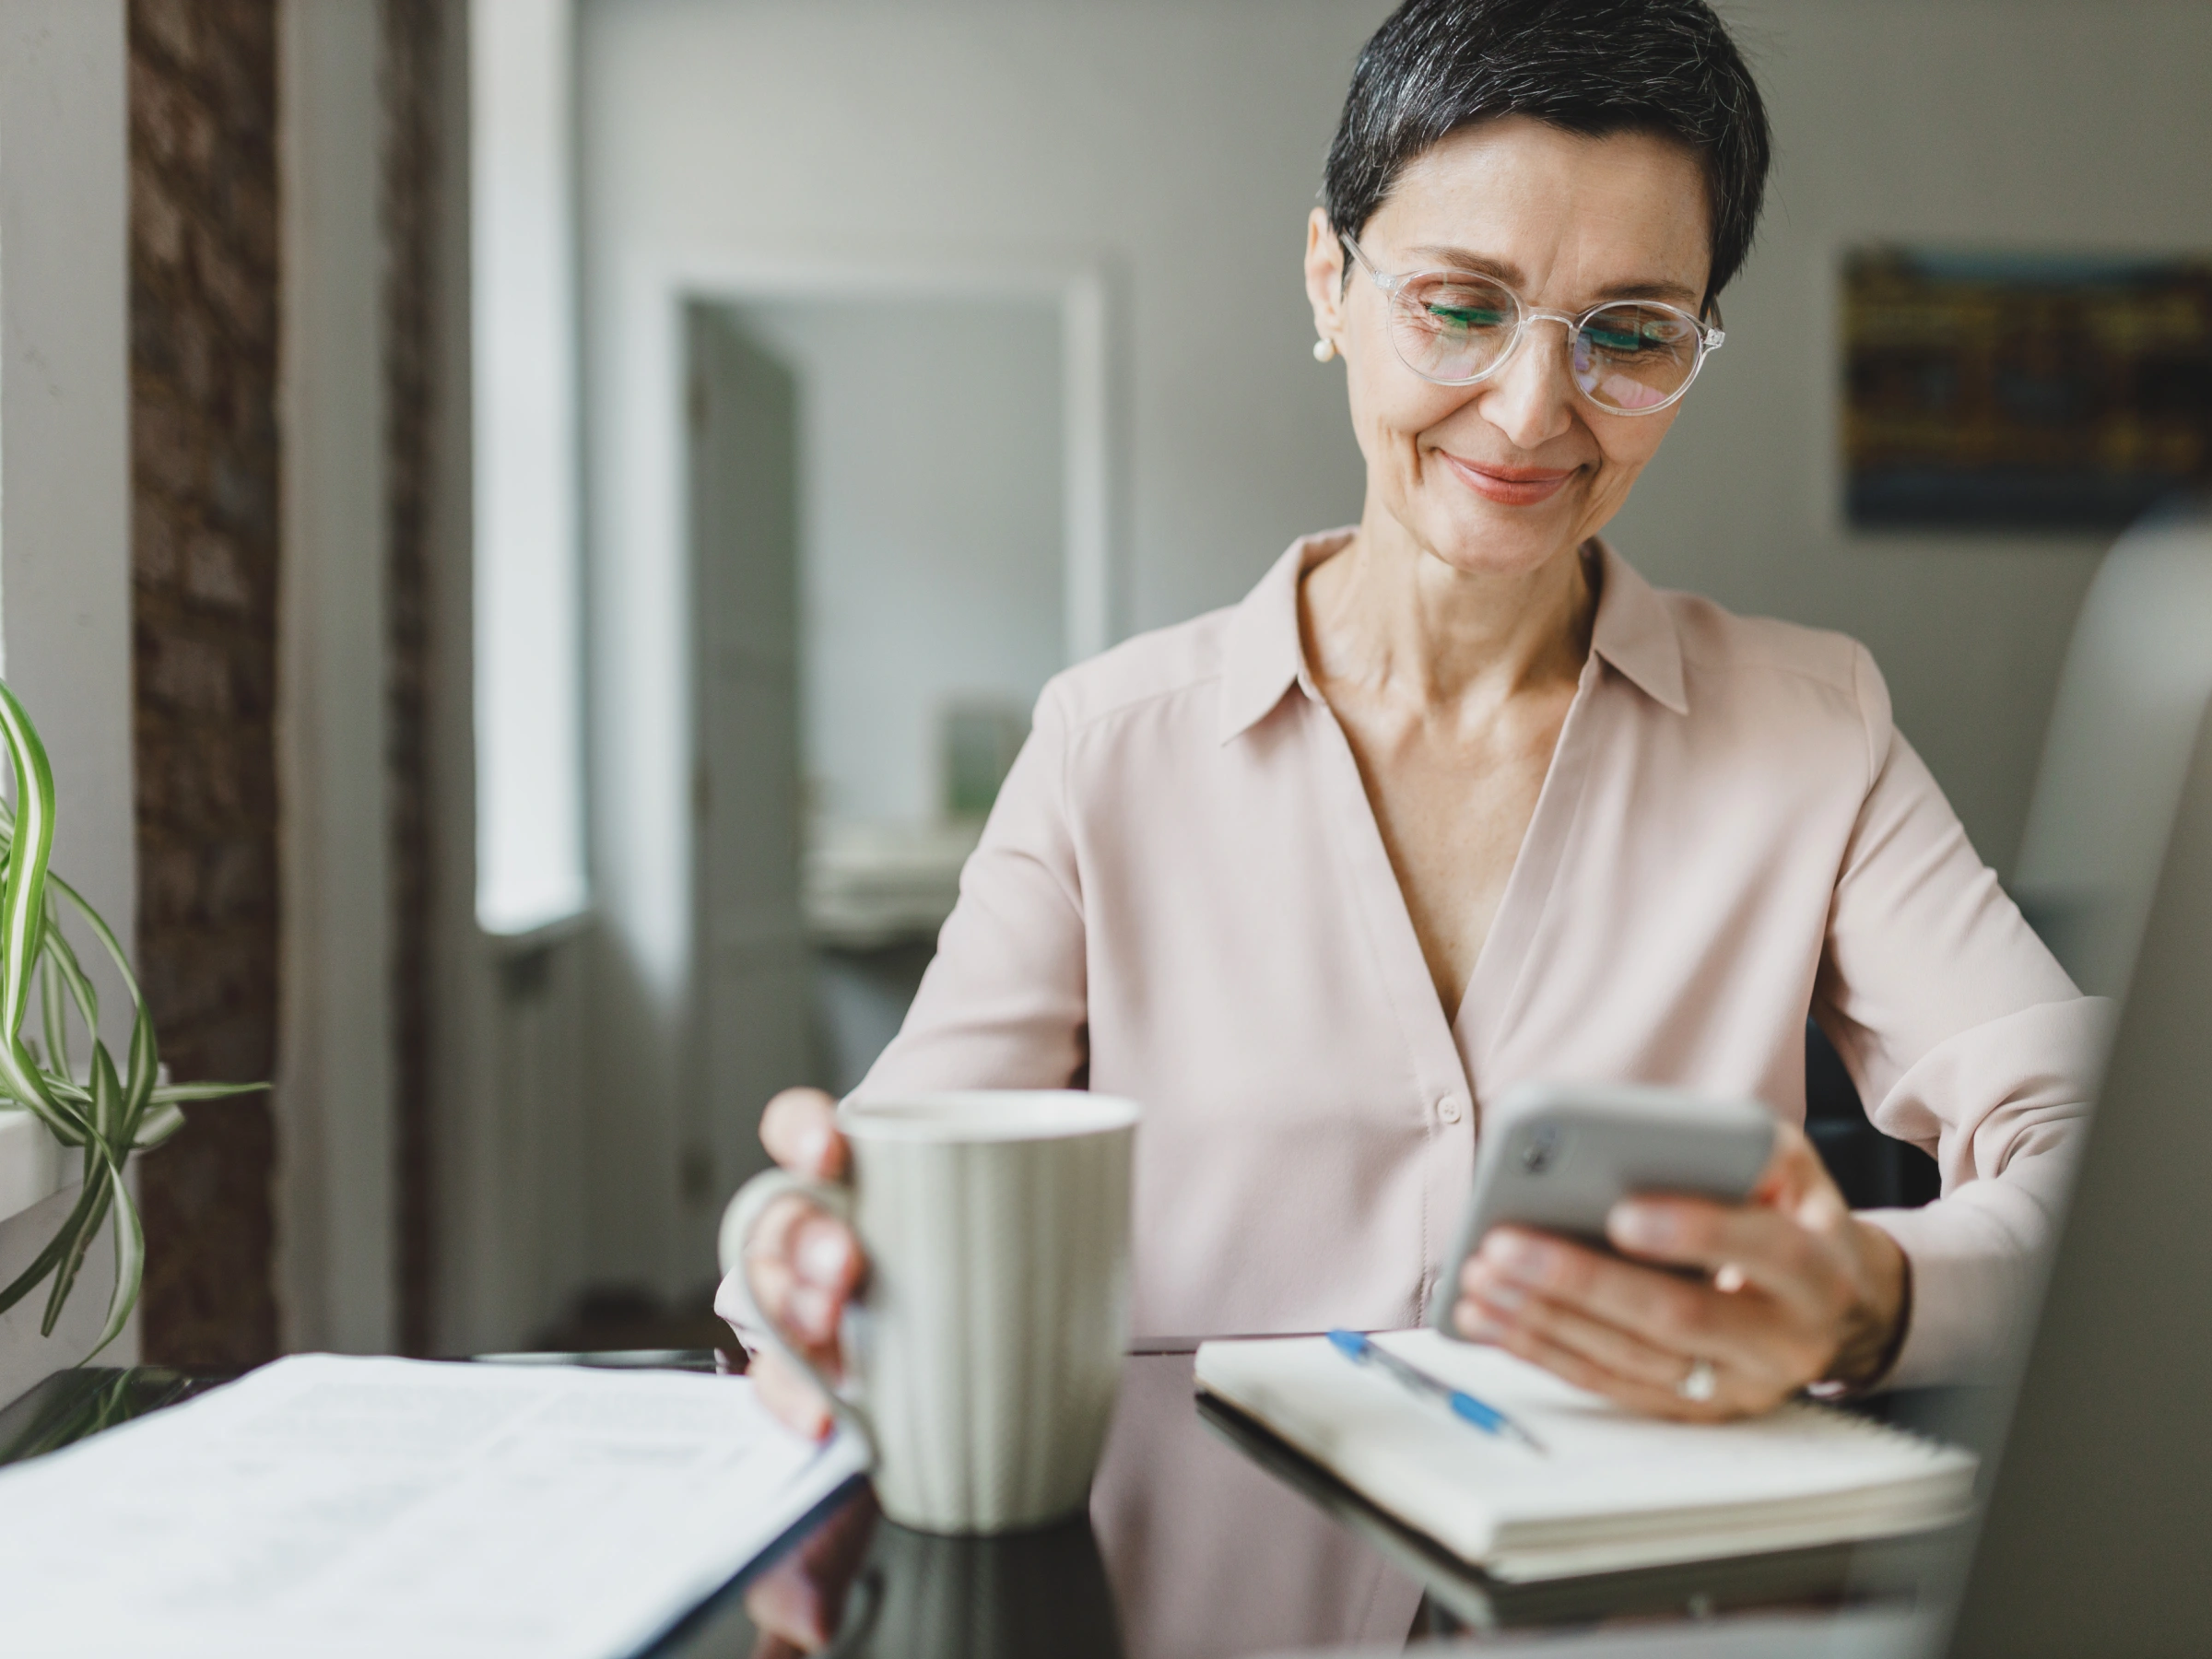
left=1091, top=1349, right=1424, bottom=1655
left=665, top=1352, right=1953, bottom=1657
left=749, top=1501, right=1121, bottom=1659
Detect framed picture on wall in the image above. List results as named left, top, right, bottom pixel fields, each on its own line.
left=1842, top=247, right=2212, bottom=531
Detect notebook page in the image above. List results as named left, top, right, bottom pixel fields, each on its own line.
left=0, top=1353, right=869, bottom=1659
left=1196, top=1331, right=1974, bottom=1581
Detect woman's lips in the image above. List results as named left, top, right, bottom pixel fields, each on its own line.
left=1437, top=453, right=1577, bottom=507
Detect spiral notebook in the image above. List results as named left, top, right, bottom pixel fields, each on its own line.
left=1194, top=1330, right=1975, bottom=1583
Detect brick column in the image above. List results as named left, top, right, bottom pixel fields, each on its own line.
left=127, top=0, right=281, bottom=1369
left=382, top=0, right=444, bottom=1359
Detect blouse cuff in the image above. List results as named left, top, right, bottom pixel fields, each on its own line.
left=1810, top=1241, right=1914, bottom=1401
left=1856, top=1201, right=2030, bottom=1389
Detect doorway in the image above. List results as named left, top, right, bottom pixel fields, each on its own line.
left=686, top=286, right=1080, bottom=1200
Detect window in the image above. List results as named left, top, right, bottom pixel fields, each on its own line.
left=471, top=0, right=587, bottom=935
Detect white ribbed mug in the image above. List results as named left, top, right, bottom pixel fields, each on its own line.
left=719, top=1090, right=1138, bottom=1535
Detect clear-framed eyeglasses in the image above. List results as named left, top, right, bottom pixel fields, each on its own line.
left=1339, top=232, right=1724, bottom=417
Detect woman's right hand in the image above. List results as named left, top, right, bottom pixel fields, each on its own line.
left=742, top=1485, right=878, bottom=1655
left=727, top=1087, right=867, bottom=1439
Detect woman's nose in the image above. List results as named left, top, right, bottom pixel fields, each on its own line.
left=1476, top=321, right=1578, bottom=451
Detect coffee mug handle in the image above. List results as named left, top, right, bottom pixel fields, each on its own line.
left=718, top=1169, right=877, bottom=1453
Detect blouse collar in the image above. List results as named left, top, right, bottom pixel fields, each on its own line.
left=1216, top=528, right=1689, bottom=745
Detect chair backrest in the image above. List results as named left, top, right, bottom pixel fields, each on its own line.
left=2012, top=502, right=2212, bottom=998
left=1943, top=701, right=2212, bottom=1656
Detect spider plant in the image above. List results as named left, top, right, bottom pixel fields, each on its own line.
left=0, top=679, right=265, bottom=1357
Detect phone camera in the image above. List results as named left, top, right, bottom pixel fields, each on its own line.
left=1519, top=1125, right=1560, bottom=1175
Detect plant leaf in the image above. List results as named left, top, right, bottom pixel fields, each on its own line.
left=0, top=1174, right=100, bottom=1318
left=44, top=871, right=145, bottom=1010
left=40, top=1143, right=110, bottom=1335
left=0, top=684, right=57, bottom=1048
left=41, top=1181, right=114, bottom=1336
left=147, top=1081, right=272, bottom=1103
left=43, top=1046, right=138, bottom=1347
left=89, top=1039, right=124, bottom=1147
left=124, top=999, right=157, bottom=1127
left=131, top=1100, right=187, bottom=1148
left=1, top=1077, right=93, bottom=1144
left=0, top=683, right=77, bottom=1147
left=88, top=1159, right=143, bottom=1358
left=40, top=953, right=69, bottom=1085
left=0, top=1075, right=92, bottom=1147
left=7, top=1088, right=91, bottom=1147
left=40, top=907, right=100, bottom=1048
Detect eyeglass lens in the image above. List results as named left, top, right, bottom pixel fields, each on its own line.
left=1389, top=273, right=1701, bottom=412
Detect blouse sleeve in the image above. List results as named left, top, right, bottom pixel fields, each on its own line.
left=853, top=679, right=1090, bottom=1094
left=1816, top=644, right=2115, bottom=1386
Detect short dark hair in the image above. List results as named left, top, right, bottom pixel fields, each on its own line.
left=1323, top=0, right=1773, bottom=309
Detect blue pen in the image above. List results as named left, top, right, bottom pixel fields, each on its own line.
left=1327, top=1328, right=1548, bottom=1454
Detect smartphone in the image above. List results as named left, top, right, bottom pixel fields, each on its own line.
left=1430, top=1081, right=1777, bottom=1335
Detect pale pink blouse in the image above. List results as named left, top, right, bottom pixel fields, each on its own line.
left=858, top=532, right=2112, bottom=1386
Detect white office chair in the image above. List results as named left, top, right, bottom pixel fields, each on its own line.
left=2012, top=502, right=2212, bottom=1000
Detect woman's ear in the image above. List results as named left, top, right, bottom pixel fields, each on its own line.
left=1303, top=207, right=1347, bottom=360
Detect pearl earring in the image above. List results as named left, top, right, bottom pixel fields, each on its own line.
left=1312, top=336, right=1337, bottom=363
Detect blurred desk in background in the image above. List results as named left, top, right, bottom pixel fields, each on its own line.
left=803, top=820, right=979, bottom=951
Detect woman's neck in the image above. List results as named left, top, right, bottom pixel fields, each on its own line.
left=1300, top=509, right=1596, bottom=719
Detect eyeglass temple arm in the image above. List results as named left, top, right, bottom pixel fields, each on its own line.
left=1337, top=230, right=1397, bottom=293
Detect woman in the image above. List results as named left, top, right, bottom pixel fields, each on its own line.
left=724, top=0, right=2106, bottom=1434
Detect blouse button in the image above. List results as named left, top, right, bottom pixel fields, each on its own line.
left=1436, top=1093, right=1465, bottom=1125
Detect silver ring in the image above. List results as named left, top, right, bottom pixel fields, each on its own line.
left=1677, top=1357, right=1718, bottom=1403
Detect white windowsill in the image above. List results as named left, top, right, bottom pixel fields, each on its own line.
left=0, top=1110, right=67, bottom=1227
left=482, top=907, right=591, bottom=959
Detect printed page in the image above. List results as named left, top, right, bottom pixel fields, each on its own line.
left=0, top=1353, right=869, bottom=1659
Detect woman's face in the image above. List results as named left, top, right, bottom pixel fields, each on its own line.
left=1305, top=117, right=1713, bottom=581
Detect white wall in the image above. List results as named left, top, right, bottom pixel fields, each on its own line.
left=1611, top=0, right=2212, bottom=874
left=0, top=0, right=135, bottom=1401
left=578, top=0, right=2211, bottom=1288
left=735, top=296, right=1065, bottom=827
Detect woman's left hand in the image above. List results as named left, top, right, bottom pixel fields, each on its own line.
left=1451, top=1120, right=1909, bottom=1419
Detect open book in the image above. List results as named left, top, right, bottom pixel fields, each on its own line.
left=1195, top=1330, right=1975, bottom=1583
